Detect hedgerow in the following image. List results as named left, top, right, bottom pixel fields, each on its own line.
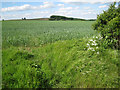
left=93, top=2, right=120, bottom=49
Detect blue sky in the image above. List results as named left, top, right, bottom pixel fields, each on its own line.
left=0, top=0, right=119, bottom=20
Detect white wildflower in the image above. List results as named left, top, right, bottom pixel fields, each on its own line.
left=92, top=48, right=95, bottom=51
left=96, top=47, right=99, bottom=49
left=92, top=43, right=94, bottom=45
left=87, top=43, right=89, bottom=46
left=88, top=47, right=91, bottom=50
left=92, top=43, right=97, bottom=46
left=82, top=73, right=85, bottom=75
left=99, top=36, right=103, bottom=40
left=86, top=71, right=89, bottom=73
left=88, top=47, right=95, bottom=51
left=97, top=52, right=99, bottom=54
left=94, top=43, right=97, bottom=46
left=93, top=40, right=96, bottom=43
left=90, top=39, right=93, bottom=41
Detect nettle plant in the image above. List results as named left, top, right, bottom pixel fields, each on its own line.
left=92, top=2, right=120, bottom=49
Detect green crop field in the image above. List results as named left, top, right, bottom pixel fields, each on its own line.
left=2, top=20, right=119, bottom=88
left=2, top=20, right=96, bottom=48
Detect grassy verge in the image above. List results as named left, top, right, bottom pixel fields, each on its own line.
left=2, top=39, right=119, bottom=88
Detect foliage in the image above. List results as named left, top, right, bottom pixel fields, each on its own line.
left=2, top=39, right=119, bottom=88
left=49, top=15, right=87, bottom=21
left=2, top=49, right=51, bottom=88
left=22, top=17, right=26, bottom=20
left=92, top=2, right=120, bottom=49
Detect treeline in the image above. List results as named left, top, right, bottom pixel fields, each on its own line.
left=2, top=15, right=96, bottom=21
left=49, top=15, right=96, bottom=21
left=49, top=15, right=74, bottom=20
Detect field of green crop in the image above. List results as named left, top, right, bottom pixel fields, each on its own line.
left=2, top=20, right=119, bottom=88
left=2, top=20, right=96, bottom=48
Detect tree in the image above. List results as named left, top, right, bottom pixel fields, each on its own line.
left=22, top=17, right=26, bottom=20
left=24, top=17, right=26, bottom=20
left=92, top=2, right=120, bottom=49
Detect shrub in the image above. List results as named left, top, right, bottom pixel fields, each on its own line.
left=93, top=2, right=120, bottom=49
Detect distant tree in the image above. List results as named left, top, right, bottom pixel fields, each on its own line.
left=49, top=15, right=74, bottom=21
left=49, top=15, right=86, bottom=21
left=2, top=19, right=4, bottom=21
left=22, top=17, right=26, bottom=20
left=24, top=17, right=26, bottom=20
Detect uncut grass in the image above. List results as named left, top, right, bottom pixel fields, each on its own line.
left=2, top=39, right=119, bottom=88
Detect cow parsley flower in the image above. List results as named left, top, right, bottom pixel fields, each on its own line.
left=96, top=47, right=99, bottom=49
left=90, top=39, right=93, bottom=41
left=96, top=36, right=98, bottom=39
left=92, top=40, right=96, bottom=43
left=87, top=43, right=89, bottom=46
left=92, top=43, right=97, bottom=46
left=97, top=52, right=99, bottom=54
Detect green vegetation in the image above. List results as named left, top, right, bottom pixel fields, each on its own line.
left=2, top=20, right=96, bottom=48
left=49, top=15, right=96, bottom=21
left=2, top=20, right=119, bottom=88
left=93, top=2, right=120, bottom=49
left=49, top=15, right=74, bottom=21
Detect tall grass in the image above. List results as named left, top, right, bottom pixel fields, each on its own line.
left=2, top=39, right=119, bottom=88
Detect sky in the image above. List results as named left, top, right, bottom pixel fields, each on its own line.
left=0, top=0, right=119, bottom=20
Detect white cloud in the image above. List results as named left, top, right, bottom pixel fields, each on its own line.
left=1, top=2, right=54, bottom=12
left=88, top=9, right=94, bottom=12
left=2, top=11, right=51, bottom=20
left=54, top=6, right=78, bottom=14
left=83, top=7, right=91, bottom=9
left=2, top=1, right=113, bottom=20
left=51, top=6, right=97, bottom=19
left=99, top=5, right=108, bottom=8
left=75, top=7, right=80, bottom=9
left=40, top=2, right=54, bottom=8
left=81, top=11, right=96, bottom=15
left=52, top=7, right=76, bottom=17
left=2, top=6, right=98, bottom=20
left=59, top=7, right=73, bottom=11
left=1, top=4, right=32, bottom=12
left=57, top=4, right=64, bottom=7
left=60, top=0, right=119, bottom=4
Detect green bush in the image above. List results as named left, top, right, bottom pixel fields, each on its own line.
left=93, top=2, right=120, bottom=49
